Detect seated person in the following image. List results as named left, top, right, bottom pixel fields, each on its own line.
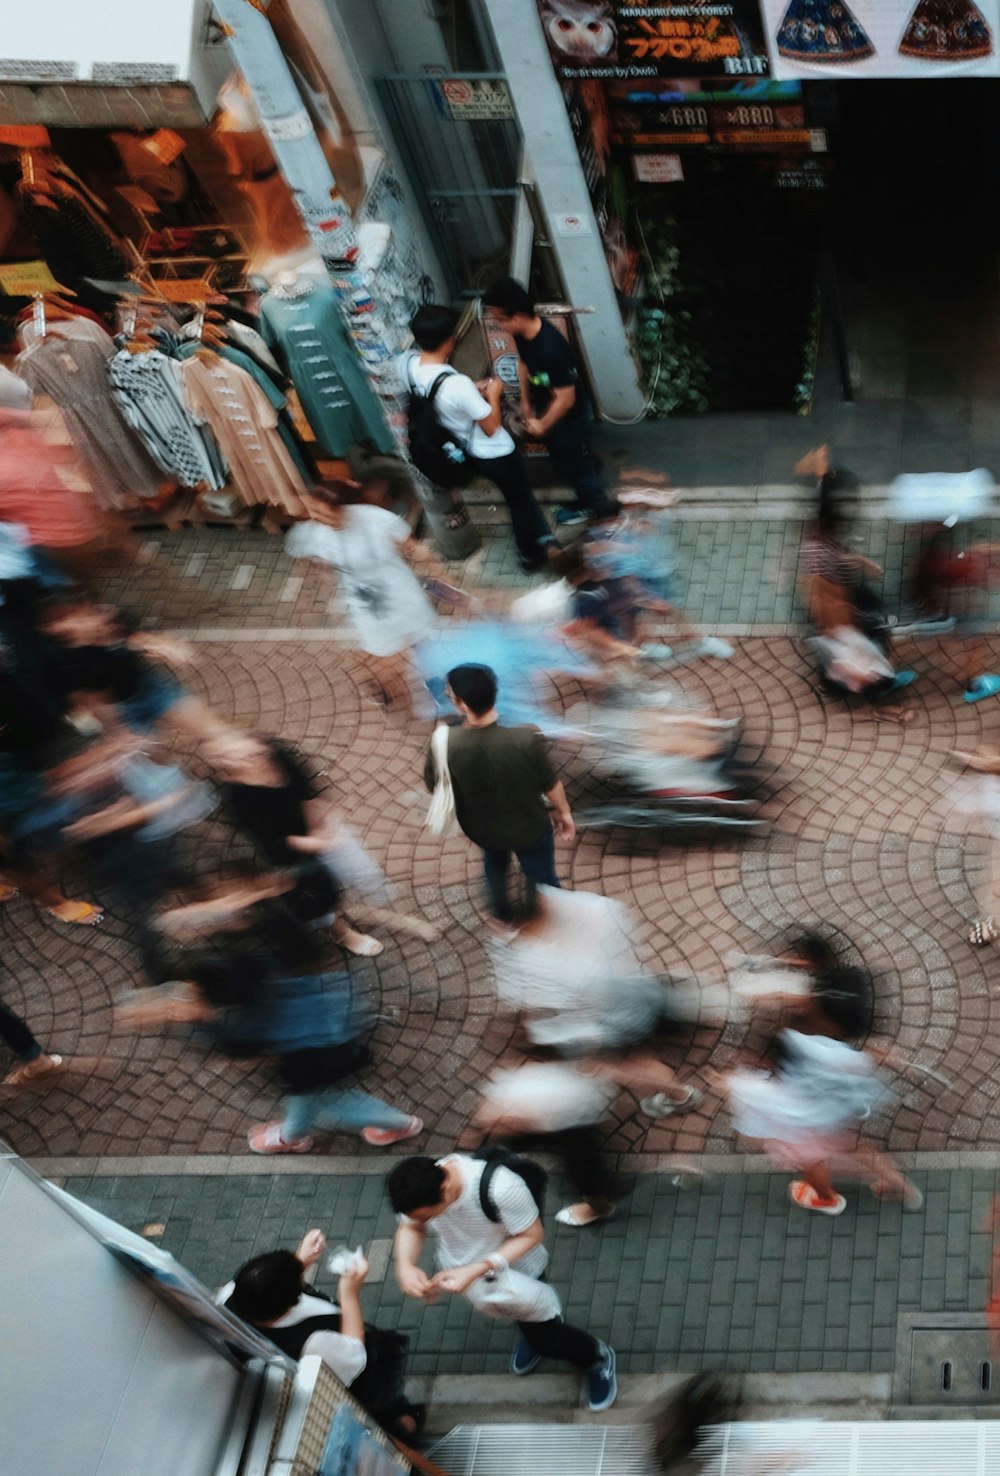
left=219, top=1228, right=423, bottom=1439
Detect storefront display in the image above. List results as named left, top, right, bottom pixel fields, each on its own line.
left=761, top=0, right=1000, bottom=77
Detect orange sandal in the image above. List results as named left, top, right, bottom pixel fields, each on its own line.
left=788, top=1180, right=847, bottom=1216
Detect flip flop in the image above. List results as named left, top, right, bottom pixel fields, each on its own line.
left=339, top=930, right=384, bottom=958
left=788, top=1179, right=846, bottom=1215
left=46, top=901, right=104, bottom=926
left=964, top=674, right=1000, bottom=704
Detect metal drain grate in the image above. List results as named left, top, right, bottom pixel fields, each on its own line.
left=428, top=1421, right=1000, bottom=1475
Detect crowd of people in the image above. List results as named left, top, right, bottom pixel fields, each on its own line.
left=2, top=289, right=986, bottom=1453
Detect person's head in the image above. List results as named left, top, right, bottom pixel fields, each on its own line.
left=303, top=480, right=360, bottom=528
left=387, top=1156, right=449, bottom=1222
left=203, top=731, right=274, bottom=781
left=410, top=304, right=460, bottom=355
left=227, top=1250, right=304, bottom=1325
left=446, top=663, right=498, bottom=719
left=482, top=277, right=536, bottom=334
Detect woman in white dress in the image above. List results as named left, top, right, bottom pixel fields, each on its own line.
left=285, top=483, right=446, bottom=712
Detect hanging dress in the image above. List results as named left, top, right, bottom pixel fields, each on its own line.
left=108, top=349, right=227, bottom=491
left=259, top=281, right=395, bottom=458
left=776, top=0, right=875, bottom=62
left=899, top=0, right=992, bottom=59
left=18, top=333, right=164, bottom=507
left=181, top=354, right=309, bottom=516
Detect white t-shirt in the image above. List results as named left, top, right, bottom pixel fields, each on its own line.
left=405, top=354, right=515, bottom=461
left=402, top=1154, right=547, bottom=1278
left=216, top=1283, right=367, bottom=1386
left=285, top=503, right=435, bottom=657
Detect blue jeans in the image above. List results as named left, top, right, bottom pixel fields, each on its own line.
left=481, top=824, right=560, bottom=921
left=283, top=1088, right=412, bottom=1142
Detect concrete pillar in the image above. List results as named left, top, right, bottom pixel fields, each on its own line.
left=481, top=0, right=646, bottom=423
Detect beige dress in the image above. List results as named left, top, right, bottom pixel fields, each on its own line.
left=181, top=354, right=309, bottom=515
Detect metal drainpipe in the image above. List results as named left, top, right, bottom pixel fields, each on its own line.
left=213, top=0, right=479, bottom=556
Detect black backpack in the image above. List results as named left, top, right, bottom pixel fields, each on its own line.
left=405, top=362, right=474, bottom=490
left=475, top=1144, right=548, bottom=1224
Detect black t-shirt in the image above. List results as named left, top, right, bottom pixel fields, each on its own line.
left=514, top=320, right=587, bottom=422
left=49, top=641, right=147, bottom=703
left=220, top=742, right=319, bottom=867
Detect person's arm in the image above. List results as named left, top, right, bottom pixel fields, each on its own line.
left=394, top=1220, right=435, bottom=1299
left=544, top=778, right=575, bottom=841
left=517, top=358, right=532, bottom=424
left=334, top=1254, right=370, bottom=1344
left=430, top=1217, right=545, bottom=1296
left=528, top=384, right=576, bottom=439
left=474, top=377, right=504, bottom=437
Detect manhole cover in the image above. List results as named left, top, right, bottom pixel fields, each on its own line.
left=906, top=1321, right=1000, bottom=1405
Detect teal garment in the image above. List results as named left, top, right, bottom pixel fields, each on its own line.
left=259, top=284, right=394, bottom=458
left=177, top=340, right=313, bottom=486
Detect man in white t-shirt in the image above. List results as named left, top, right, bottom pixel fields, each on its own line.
left=387, top=1151, right=618, bottom=1410
left=406, top=305, right=554, bottom=571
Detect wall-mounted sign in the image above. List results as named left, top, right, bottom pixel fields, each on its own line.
left=434, top=77, right=514, bottom=119
left=536, top=1, right=771, bottom=78
left=761, top=0, right=1000, bottom=79
left=632, top=151, right=684, bottom=181
left=608, top=77, right=814, bottom=150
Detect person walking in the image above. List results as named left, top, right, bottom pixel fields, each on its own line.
left=425, top=663, right=574, bottom=920
left=387, top=1151, right=618, bottom=1410
left=482, top=278, right=617, bottom=524
left=406, top=305, right=554, bottom=571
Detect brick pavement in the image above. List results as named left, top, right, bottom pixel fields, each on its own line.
left=4, top=622, right=1000, bottom=1160
left=55, top=1164, right=996, bottom=1379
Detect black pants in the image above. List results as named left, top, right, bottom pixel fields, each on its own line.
left=511, top=1124, right=616, bottom=1205
left=0, top=998, right=41, bottom=1061
left=517, top=1314, right=600, bottom=1370
left=545, top=421, right=617, bottom=519
left=466, top=450, right=552, bottom=562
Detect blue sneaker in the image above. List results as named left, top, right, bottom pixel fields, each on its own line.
left=886, top=669, right=917, bottom=693
left=510, top=1337, right=541, bottom=1376
left=964, top=674, right=1000, bottom=704
left=585, top=1342, right=618, bottom=1411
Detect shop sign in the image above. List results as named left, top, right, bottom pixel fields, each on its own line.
left=609, top=77, right=812, bottom=149
left=434, top=77, right=514, bottom=120
left=537, top=1, right=771, bottom=78
left=0, top=259, right=62, bottom=295
left=760, top=0, right=1000, bottom=80
left=632, top=151, right=684, bottom=180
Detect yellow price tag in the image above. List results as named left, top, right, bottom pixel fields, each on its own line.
left=0, top=260, right=63, bottom=296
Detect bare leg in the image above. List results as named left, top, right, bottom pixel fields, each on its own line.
left=590, top=1050, right=689, bottom=1102
left=332, top=916, right=384, bottom=958
left=799, top=1158, right=838, bottom=1202
left=350, top=903, right=441, bottom=943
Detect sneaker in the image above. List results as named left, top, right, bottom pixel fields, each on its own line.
left=360, top=1115, right=424, bottom=1147
left=640, top=643, right=674, bottom=660
left=640, top=1086, right=704, bottom=1118
left=698, top=636, right=734, bottom=659
left=510, top=1337, right=542, bottom=1376
left=555, top=508, right=589, bottom=526
left=585, top=1342, right=618, bottom=1411
left=248, top=1120, right=314, bottom=1154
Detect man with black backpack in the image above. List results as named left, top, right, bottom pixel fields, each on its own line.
left=405, top=305, right=555, bottom=572
left=387, top=1149, right=618, bottom=1411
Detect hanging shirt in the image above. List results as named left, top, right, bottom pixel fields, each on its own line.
left=18, top=336, right=163, bottom=507
left=259, top=281, right=394, bottom=457
left=108, top=349, right=227, bottom=490
left=181, top=354, right=308, bottom=515
left=285, top=503, right=434, bottom=657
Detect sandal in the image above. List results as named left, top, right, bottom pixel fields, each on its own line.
left=555, top=1203, right=619, bottom=1228
left=46, top=901, right=104, bottom=926
left=2, top=1053, right=63, bottom=1088
left=339, top=928, right=384, bottom=958
left=788, top=1179, right=847, bottom=1215
left=970, top=917, right=998, bottom=947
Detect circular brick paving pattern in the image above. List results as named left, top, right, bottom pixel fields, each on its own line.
left=3, top=634, right=1000, bottom=1162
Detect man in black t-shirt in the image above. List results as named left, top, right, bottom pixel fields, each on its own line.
left=483, top=277, right=617, bottom=522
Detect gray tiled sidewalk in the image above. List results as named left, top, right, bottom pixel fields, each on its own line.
left=61, top=1167, right=996, bottom=1379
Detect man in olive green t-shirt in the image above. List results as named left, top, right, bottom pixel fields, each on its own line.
left=424, top=663, right=575, bottom=920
